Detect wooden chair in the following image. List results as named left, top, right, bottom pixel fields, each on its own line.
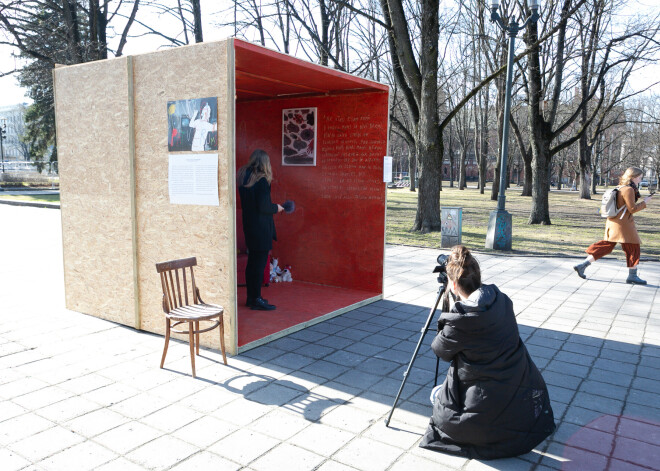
left=156, top=257, right=227, bottom=377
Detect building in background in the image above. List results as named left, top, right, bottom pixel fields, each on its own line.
left=0, top=103, right=29, bottom=162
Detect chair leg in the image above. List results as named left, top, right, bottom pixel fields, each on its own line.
left=195, top=321, right=200, bottom=356
left=189, top=322, right=196, bottom=378
left=160, top=318, right=171, bottom=369
left=219, top=317, right=227, bottom=365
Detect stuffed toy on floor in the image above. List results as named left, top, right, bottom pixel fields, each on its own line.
left=270, top=258, right=293, bottom=282
left=281, top=265, right=293, bottom=282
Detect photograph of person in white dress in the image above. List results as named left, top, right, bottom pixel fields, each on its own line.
left=167, top=97, right=218, bottom=152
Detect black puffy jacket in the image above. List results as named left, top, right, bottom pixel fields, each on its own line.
left=419, top=284, right=555, bottom=460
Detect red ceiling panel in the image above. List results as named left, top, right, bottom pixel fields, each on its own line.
left=233, top=39, right=388, bottom=101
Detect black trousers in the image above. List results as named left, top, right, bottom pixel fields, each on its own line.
left=246, top=249, right=269, bottom=301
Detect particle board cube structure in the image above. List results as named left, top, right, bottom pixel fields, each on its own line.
left=54, top=38, right=389, bottom=355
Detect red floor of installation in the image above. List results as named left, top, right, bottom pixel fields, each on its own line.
left=237, top=281, right=379, bottom=347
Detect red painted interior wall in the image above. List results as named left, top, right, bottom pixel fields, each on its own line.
left=236, top=93, right=388, bottom=292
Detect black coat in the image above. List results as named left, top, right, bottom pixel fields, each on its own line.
left=238, top=171, right=278, bottom=252
left=419, top=284, right=555, bottom=460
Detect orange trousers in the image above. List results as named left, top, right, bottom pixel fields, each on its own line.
left=586, top=241, right=640, bottom=267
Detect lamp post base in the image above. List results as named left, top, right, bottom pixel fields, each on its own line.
left=485, top=210, right=512, bottom=251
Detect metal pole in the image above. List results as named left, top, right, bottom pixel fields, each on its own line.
left=497, top=25, right=518, bottom=212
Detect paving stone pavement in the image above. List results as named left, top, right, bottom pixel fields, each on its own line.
left=1, top=204, right=659, bottom=471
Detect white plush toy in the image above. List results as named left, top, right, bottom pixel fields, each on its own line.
left=281, top=265, right=293, bottom=282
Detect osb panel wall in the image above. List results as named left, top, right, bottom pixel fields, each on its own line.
left=132, top=40, right=236, bottom=353
left=54, top=59, right=137, bottom=327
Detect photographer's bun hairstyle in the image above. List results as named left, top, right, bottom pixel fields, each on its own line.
left=446, top=245, right=481, bottom=296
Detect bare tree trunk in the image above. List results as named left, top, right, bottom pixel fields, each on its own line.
left=527, top=16, right=553, bottom=225
left=458, top=147, right=466, bottom=190
left=510, top=114, right=532, bottom=196
left=319, top=0, right=330, bottom=65
left=529, top=139, right=552, bottom=224
left=524, top=158, right=533, bottom=193
left=117, top=0, right=141, bottom=57
left=449, top=149, right=455, bottom=187
left=578, top=30, right=591, bottom=200
left=474, top=103, right=481, bottom=191
left=578, top=116, right=592, bottom=199
left=192, top=0, right=203, bottom=42
left=479, top=88, right=489, bottom=195
left=275, top=0, right=291, bottom=53
left=525, top=0, right=571, bottom=224
left=472, top=30, right=481, bottom=192
left=177, top=0, right=189, bottom=44
left=97, top=2, right=109, bottom=59
left=383, top=0, right=441, bottom=232
left=591, top=134, right=601, bottom=194
left=447, top=124, right=454, bottom=187
left=62, top=0, right=83, bottom=63
left=412, top=0, right=441, bottom=232
left=89, top=0, right=99, bottom=60
left=408, top=146, right=416, bottom=192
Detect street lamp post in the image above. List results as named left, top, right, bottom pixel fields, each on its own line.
left=0, top=117, right=7, bottom=174
left=485, top=0, right=540, bottom=250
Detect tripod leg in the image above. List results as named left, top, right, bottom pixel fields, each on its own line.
left=385, top=285, right=444, bottom=427
left=434, top=356, right=440, bottom=387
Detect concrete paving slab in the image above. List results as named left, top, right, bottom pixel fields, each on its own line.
left=2, top=204, right=660, bottom=470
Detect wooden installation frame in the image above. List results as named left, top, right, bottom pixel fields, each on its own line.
left=54, top=38, right=389, bottom=356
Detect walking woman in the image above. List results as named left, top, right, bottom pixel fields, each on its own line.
left=574, top=167, right=654, bottom=284
left=237, top=149, right=283, bottom=310
left=420, top=245, right=555, bottom=460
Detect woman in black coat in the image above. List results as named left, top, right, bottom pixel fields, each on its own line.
left=420, top=245, right=555, bottom=460
left=237, top=149, right=283, bottom=310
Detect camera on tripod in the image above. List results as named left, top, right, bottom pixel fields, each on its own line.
left=433, top=254, right=449, bottom=285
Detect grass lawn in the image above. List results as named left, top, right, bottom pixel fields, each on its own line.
left=0, top=194, right=60, bottom=204
left=387, top=185, right=660, bottom=261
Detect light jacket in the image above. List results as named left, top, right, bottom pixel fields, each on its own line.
left=605, top=185, right=646, bottom=244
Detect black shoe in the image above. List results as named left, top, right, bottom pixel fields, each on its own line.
left=251, top=297, right=276, bottom=310
left=245, top=297, right=268, bottom=307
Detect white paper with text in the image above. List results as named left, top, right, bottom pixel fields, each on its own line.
left=168, top=153, right=219, bottom=206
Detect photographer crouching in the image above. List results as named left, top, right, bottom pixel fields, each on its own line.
left=419, top=245, right=555, bottom=460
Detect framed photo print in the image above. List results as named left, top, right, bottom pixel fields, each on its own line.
left=282, top=108, right=316, bottom=166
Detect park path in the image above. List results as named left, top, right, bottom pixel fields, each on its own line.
left=1, top=204, right=659, bottom=471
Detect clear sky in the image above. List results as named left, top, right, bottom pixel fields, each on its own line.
left=0, top=0, right=236, bottom=107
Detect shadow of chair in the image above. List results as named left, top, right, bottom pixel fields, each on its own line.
left=156, top=257, right=227, bottom=377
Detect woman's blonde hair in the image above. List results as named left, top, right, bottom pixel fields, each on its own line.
left=619, top=167, right=643, bottom=186
left=446, top=245, right=481, bottom=296
left=238, top=149, right=273, bottom=188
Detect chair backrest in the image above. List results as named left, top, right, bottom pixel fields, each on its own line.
left=156, top=257, right=198, bottom=313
